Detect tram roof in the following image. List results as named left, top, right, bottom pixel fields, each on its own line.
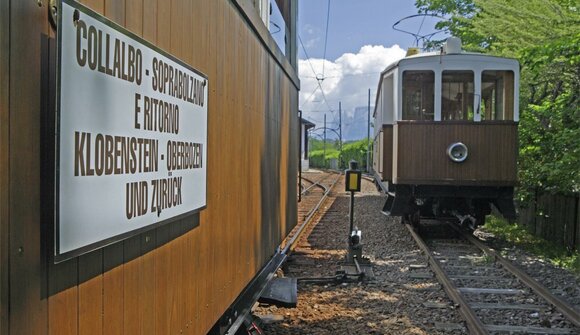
left=373, top=51, right=519, bottom=118
left=380, top=51, right=519, bottom=76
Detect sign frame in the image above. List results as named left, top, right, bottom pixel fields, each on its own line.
left=54, top=0, right=208, bottom=263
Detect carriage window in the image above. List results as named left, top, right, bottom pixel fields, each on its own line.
left=442, top=71, right=474, bottom=121
left=481, top=70, right=514, bottom=120
left=402, top=71, right=434, bottom=120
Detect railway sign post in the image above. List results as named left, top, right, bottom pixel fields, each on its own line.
left=342, top=161, right=373, bottom=279
left=345, top=161, right=362, bottom=261
left=345, top=160, right=361, bottom=235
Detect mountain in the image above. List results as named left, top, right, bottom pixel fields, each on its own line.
left=342, top=106, right=373, bottom=141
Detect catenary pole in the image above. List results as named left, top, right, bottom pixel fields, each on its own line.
left=339, top=101, right=342, bottom=168
left=367, top=89, right=371, bottom=172
left=323, top=113, right=326, bottom=168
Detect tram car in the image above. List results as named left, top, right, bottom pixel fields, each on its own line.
left=372, top=37, right=519, bottom=228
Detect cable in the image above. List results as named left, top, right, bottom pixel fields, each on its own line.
left=416, top=14, right=427, bottom=47
left=299, top=86, right=320, bottom=109
left=317, top=82, right=333, bottom=112
left=302, top=72, right=380, bottom=79
left=298, top=35, right=319, bottom=79
left=298, top=34, right=334, bottom=113
left=392, top=14, right=447, bottom=49
left=322, top=0, right=331, bottom=77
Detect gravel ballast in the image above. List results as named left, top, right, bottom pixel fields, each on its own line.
left=255, top=174, right=580, bottom=334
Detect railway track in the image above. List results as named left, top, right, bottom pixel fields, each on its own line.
left=225, top=171, right=341, bottom=334
left=406, top=220, right=580, bottom=334
left=283, top=171, right=341, bottom=254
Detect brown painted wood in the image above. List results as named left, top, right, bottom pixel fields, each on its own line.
left=393, top=121, right=517, bottom=185
left=139, top=233, right=156, bottom=335
left=126, top=0, right=144, bottom=35
left=142, top=0, right=157, bottom=43
left=154, top=226, right=170, bottom=334
left=382, top=125, right=393, bottom=181
left=0, top=0, right=9, bottom=331
left=78, top=251, right=103, bottom=335
left=48, top=259, right=78, bottom=335
left=123, top=236, right=142, bottom=334
left=5, top=1, right=298, bottom=334
left=9, top=1, right=48, bottom=334
left=105, top=0, right=125, bottom=24
left=102, top=243, right=124, bottom=335
left=233, top=0, right=299, bottom=88
left=80, top=0, right=104, bottom=13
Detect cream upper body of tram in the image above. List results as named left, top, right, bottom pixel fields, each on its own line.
left=373, top=38, right=520, bottom=227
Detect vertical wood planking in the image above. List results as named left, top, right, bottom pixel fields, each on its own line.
left=122, top=3, right=144, bottom=334
left=78, top=251, right=103, bottom=335
left=141, top=2, right=158, bottom=330
left=156, top=0, right=170, bottom=50
left=381, top=125, right=393, bottom=181
left=9, top=2, right=47, bottom=334
left=125, top=0, right=143, bottom=35
left=0, top=0, right=9, bottom=331
left=395, top=123, right=517, bottom=184
left=102, top=244, right=124, bottom=335
left=154, top=25, right=169, bottom=335
left=228, top=0, right=240, bottom=305
left=139, top=233, right=156, bottom=335
left=105, top=0, right=125, bottom=25
left=80, top=0, right=104, bottom=13
left=169, top=1, right=185, bottom=329
left=123, top=236, right=141, bottom=334
left=48, top=260, right=78, bottom=335
left=154, top=226, right=170, bottom=334
left=182, top=1, right=195, bottom=332
left=212, top=0, right=224, bottom=316
left=142, top=0, right=157, bottom=43
left=5, top=0, right=299, bottom=334
left=197, top=0, right=217, bottom=331
left=47, top=7, right=78, bottom=331
left=190, top=1, right=208, bottom=332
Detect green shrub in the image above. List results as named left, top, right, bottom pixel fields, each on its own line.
left=483, top=216, right=580, bottom=274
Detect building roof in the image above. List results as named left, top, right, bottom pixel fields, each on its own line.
left=300, top=117, right=316, bottom=129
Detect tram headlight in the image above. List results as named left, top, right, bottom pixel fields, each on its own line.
left=447, top=142, right=468, bottom=163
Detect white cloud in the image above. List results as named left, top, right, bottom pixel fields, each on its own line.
left=299, top=44, right=406, bottom=131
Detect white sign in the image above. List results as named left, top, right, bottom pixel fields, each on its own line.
left=56, top=0, right=208, bottom=260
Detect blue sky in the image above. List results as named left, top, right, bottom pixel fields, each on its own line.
left=299, top=0, right=433, bottom=60
left=289, top=0, right=445, bottom=139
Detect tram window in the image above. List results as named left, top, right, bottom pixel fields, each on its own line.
left=442, top=71, right=474, bottom=121
left=481, top=70, right=514, bottom=120
left=402, top=71, right=434, bottom=120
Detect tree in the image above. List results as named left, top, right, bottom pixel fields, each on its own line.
left=415, top=0, right=580, bottom=197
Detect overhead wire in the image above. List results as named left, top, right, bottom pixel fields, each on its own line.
left=298, top=34, right=334, bottom=113
left=321, top=0, right=331, bottom=77
left=300, top=86, right=320, bottom=109
left=302, top=72, right=380, bottom=79
left=416, top=14, right=427, bottom=47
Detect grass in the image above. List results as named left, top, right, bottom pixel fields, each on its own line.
left=482, top=216, right=580, bottom=275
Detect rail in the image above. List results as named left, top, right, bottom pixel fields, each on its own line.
left=283, top=172, right=341, bottom=254
left=223, top=171, right=341, bottom=335
left=451, top=224, right=580, bottom=328
left=405, top=223, right=488, bottom=335
left=406, top=220, right=580, bottom=334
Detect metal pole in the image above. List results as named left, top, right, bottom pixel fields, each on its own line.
left=349, top=190, right=355, bottom=237
left=298, top=110, right=302, bottom=202
left=367, top=88, right=371, bottom=172
left=339, top=101, right=342, bottom=168
left=323, top=114, right=326, bottom=168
